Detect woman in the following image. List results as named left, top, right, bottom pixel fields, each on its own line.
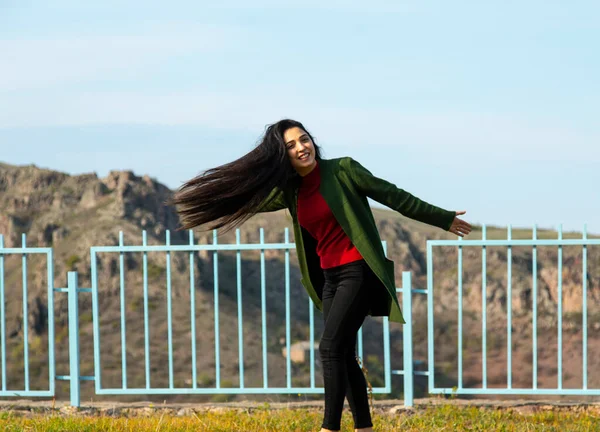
left=172, top=119, right=472, bottom=432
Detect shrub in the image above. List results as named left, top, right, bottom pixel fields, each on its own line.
left=66, top=254, right=81, bottom=269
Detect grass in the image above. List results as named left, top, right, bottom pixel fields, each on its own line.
left=0, top=404, right=599, bottom=431
left=65, top=254, right=81, bottom=269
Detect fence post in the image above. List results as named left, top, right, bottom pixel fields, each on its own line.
left=68, top=271, right=81, bottom=407
left=402, top=271, right=414, bottom=407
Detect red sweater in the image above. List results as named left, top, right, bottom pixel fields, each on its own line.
left=297, top=161, right=364, bottom=269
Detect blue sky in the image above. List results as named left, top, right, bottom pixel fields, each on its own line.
left=1, top=1, right=598, bottom=234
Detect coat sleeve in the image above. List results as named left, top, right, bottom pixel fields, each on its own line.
left=255, top=187, right=288, bottom=213
left=344, top=157, right=455, bottom=231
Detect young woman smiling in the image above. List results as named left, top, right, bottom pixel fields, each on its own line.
left=171, top=119, right=472, bottom=432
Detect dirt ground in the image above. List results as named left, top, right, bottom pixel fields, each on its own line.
left=2, top=398, right=600, bottom=417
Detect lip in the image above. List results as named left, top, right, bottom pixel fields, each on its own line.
left=298, top=152, right=310, bottom=160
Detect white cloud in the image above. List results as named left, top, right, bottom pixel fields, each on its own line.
left=312, top=106, right=600, bottom=162
left=1, top=88, right=597, bottom=163
left=0, top=24, right=242, bottom=92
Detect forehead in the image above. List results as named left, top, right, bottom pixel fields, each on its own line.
left=283, top=127, right=307, bottom=143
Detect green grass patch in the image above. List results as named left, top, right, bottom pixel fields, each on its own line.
left=0, top=405, right=599, bottom=431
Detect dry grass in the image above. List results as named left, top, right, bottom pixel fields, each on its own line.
left=1, top=404, right=600, bottom=431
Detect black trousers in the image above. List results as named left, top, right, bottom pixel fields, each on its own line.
left=319, top=259, right=374, bottom=430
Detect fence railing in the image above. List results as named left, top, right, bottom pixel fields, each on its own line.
left=0, top=229, right=417, bottom=407
left=427, top=224, right=600, bottom=396
left=87, top=228, right=394, bottom=397
left=0, top=234, right=55, bottom=397
left=4, top=222, right=595, bottom=407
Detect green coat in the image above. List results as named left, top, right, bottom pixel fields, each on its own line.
left=258, top=157, right=455, bottom=324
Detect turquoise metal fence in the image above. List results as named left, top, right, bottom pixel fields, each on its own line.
left=5, top=222, right=597, bottom=407
left=427, top=224, right=599, bottom=396
left=78, top=228, right=400, bottom=404
left=19, top=222, right=594, bottom=407
left=1, top=229, right=416, bottom=406
left=0, top=234, right=55, bottom=397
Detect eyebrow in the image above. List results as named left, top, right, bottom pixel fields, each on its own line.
left=286, top=134, right=308, bottom=145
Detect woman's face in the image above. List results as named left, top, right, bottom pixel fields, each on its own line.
left=283, top=126, right=317, bottom=176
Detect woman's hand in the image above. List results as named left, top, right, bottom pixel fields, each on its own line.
left=449, top=211, right=472, bottom=237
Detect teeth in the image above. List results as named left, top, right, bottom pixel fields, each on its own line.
left=299, top=153, right=309, bottom=160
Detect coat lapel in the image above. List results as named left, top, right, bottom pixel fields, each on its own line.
left=318, top=159, right=344, bottom=226
left=318, top=159, right=358, bottom=242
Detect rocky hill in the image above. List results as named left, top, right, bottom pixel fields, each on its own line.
left=0, top=161, right=598, bottom=402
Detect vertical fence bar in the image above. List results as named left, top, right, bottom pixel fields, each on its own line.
left=91, top=248, right=101, bottom=392
left=236, top=229, right=245, bottom=389
left=402, top=272, right=414, bottom=407
left=142, top=231, right=150, bottom=389
left=213, top=230, right=220, bottom=389
left=481, top=225, right=487, bottom=389
left=584, top=225, right=588, bottom=390
left=557, top=224, right=563, bottom=390
left=22, top=234, right=29, bottom=392
left=0, top=235, right=5, bottom=391
left=458, top=235, right=463, bottom=389
left=382, top=316, right=391, bottom=392
left=427, top=241, right=434, bottom=392
left=119, top=231, right=127, bottom=389
left=357, top=328, right=363, bottom=361
left=382, top=241, right=391, bottom=393
left=47, top=247, right=55, bottom=395
left=507, top=225, right=512, bottom=389
left=189, top=230, right=197, bottom=389
left=260, top=228, right=268, bottom=388
left=166, top=230, right=174, bottom=389
left=68, top=272, right=80, bottom=407
left=532, top=225, right=538, bottom=389
left=284, top=228, right=292, bottom=389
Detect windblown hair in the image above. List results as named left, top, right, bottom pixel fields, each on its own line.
left=169, top=119, right=322, bottom=232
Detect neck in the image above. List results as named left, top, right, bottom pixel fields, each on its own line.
left=297, top=160, right=318, bottom=177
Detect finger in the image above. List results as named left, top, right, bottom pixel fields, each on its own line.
left=455, top=210, right=466, bottom=216
left=455, top=226, right=469, bottom=236
left=459, top=221, right=472, bottom=230
left=460, top=222, right=472, bottom=232
left=451, top=228, right=464, bottom=237
left=454, top=218, right=472, bottom=230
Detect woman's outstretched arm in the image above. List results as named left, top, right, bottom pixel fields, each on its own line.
left=344, top=157, right=471, bottom=236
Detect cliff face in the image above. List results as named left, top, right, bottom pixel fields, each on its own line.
left=0, top=161, right=598, bottom=401
left=0, top=162, right=181, bottom=247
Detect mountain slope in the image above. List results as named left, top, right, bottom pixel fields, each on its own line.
left=0, top=161, right=598, bottom=401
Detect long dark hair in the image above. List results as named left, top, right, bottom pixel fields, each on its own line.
left=170, top=119, right=323, bottom=232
